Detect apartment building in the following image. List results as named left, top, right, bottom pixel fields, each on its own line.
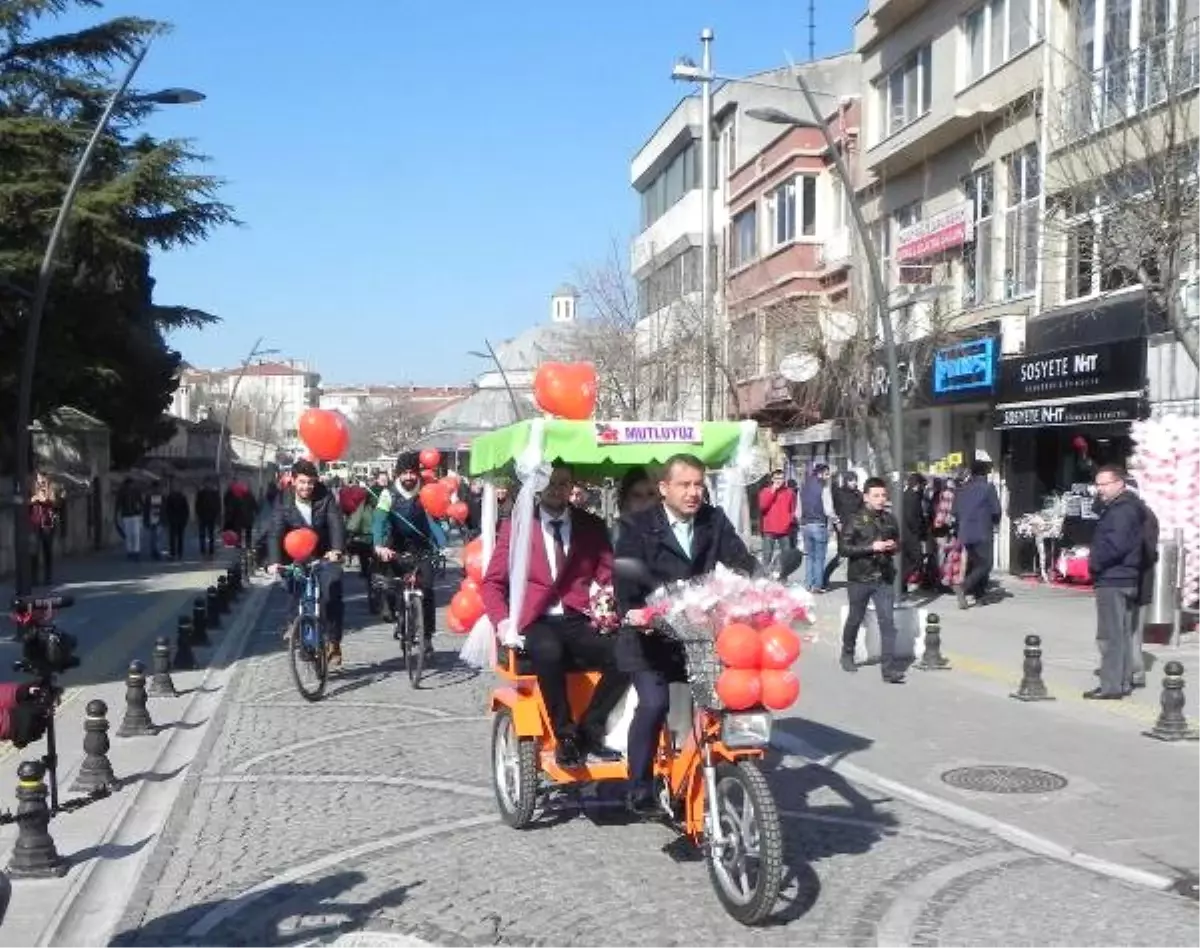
left=629, top=55, right=860, bottom=421
left=171, top=359, right=321, bottom=446
left=724, top=98, right=862, bottom=474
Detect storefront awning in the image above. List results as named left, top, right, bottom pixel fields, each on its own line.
left=993, top=391, right=1146, bottom=429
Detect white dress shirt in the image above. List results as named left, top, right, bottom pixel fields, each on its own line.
left=538, top=506, right=572, bottom=615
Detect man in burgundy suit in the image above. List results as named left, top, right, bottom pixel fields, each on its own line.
left=481, top=463, right=627, bottom=767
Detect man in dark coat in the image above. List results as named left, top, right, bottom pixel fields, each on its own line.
left=951, top=459, right=1001, bottom=608
left=614, top=453, right=759, bottom=814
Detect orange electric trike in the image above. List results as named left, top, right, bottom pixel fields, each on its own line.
left=467, top=419, right=788, bottom=926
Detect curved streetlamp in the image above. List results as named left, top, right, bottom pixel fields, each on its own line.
left=746, top=81, right=907, bottom=599
left=214, top=338, right=282, bottom=477
left=468, top=342, right=526, bottom=423
left=12, top=39, right=205, bottom=598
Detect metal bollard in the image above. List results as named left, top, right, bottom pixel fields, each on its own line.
left=216, top=575, right=231, bottom=613
left=206, top=588, right=221, bottom=629
left=147, top=637, right=177, bottom=697
left=7, top=761, right=66, bottom=878
left=71, top=700, right=116, bottom=794
left=1010, top=634, right=1055, bottom=702
left=117, top=660, right=158, bottom=736
left=227, top=563, right=243, bottom=594
left=917, top=613, right=951, bottom=670
left=175, top=617, right=197, bottom=671
left=1145, top=661, right=1200, bottom=742
left=192, top=598, right=211, bottom=647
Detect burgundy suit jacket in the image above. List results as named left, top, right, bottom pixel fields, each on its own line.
left=481, top=507, right=614, bottom=632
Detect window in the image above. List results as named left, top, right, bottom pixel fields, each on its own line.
left=639, top=141, right=703, bottom=228
left=893, top=201, right=924, bottom=283
left=730, top=316, right=760, bottom=380
left=768, top=179, right=796, bottom=248
left=1066, top=216, right=1098, bottom=300
left=963, top=0, right=1038, bottom=84
left=731, top=205, right=758, bottom=268
left=877, top=44, right=933, bottom=138
left=963, top=167, right=995, bottom=305
left=1004, top=145, right=1039, bottom=298
left=831, top=176, right=846, bottom=232
left=801, top=177, right=817, bottom=236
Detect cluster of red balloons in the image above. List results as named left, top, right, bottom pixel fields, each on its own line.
left=414, top=450, right=472, bottom=525
left=221, top=529, right=241, bottom=548
left=445, top=537, right=487, bottom=634
left=283, top=526, right=320, bottom=561
left=533, top=362, right=598, bottom=420
left=298, top=408, right=351, bottom=462
left=714, top=622, right=802, bottom=712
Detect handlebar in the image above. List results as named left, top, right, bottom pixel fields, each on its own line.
left=11, top=595, right=74, bottom=612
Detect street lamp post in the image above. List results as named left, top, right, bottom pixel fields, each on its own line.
left=214, top=339, right=281, bottom=478
left=11, top=40, right=204, bottom=598
left=671, top=29, right=716, bottom=422
left=467, top=341, right=525, bottom=423
left=746, top=71, right=907, bottom=598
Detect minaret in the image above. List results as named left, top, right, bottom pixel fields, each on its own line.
left=550, top=284, right=579, bottom=323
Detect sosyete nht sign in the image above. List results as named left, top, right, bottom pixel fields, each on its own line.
left=595, top=422, right=702, bottom=445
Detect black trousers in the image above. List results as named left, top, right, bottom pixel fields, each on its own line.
left=31, top=531, right=53, bottom=585
left=198, top=520, right=217, bottom=556
left=379, top=557, right=436, bottom=639
left=842, top=581, right=898, bottom=661
left=962, top=541, right=993, bottom=598
left=297, top=563, right=345, bottom=644
left=168, top=522, right=187, bottom=559
left=524, top=614, right=627, bottom=744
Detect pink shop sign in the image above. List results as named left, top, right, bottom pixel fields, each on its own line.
left=896, top=202, right=974, bottom=263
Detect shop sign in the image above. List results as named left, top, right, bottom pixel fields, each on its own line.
left=931, top=338, right=997, bottom=399
left=896, top=202, right=974, bottom=263
left=594, top=421, right=702, bottom=445
left=993, top=395, right=1146, bottom=429
left=999, top=338, right=1146, bottom=400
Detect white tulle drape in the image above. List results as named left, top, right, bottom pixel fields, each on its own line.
left=718, top=420, right=760, bottom=535
left=459, top=419, right=550, bottom=668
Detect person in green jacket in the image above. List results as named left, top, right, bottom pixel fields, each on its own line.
left=339, top=483, right=378, bottom=613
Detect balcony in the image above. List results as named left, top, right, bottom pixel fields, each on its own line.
left=1054, top=18, right=1200, bottom=149
left=631, top=189, right=710, bottom=278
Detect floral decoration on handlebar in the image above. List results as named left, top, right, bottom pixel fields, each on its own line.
left=642, top=564, right=818, bottom=632
left=587, top=583, right=621, bottom=633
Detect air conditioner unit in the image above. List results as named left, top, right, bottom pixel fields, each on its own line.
left=1001, top=314, right=1027, bottom=354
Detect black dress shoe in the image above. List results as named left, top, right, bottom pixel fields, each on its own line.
left=626, top=787, right=658, bottom=816
left=1082, top=688, right=1124, bottom=700
left=882, top=668, right=906, bottom=684
left=555, top=736, right=583, bottom=768
left=582, top=738, right=623, bottom=763
left=840, top=654, right=858, bottom=673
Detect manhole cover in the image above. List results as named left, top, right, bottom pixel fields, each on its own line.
left=941, top=765, right=1068, bottom=794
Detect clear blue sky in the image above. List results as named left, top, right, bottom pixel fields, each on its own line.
left=74, top=1, right=853, bottom=385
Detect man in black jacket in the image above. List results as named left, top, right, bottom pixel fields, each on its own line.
left=268, top=459, right=348, bottom=666
left=195, top=477, right=222, bottom=559
left=1086, top=465, right=1145, bottom=699
left=840, top=477, right=905, bottom=683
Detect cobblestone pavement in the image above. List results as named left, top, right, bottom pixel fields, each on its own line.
left=108, top=570, right=1199, bottom=947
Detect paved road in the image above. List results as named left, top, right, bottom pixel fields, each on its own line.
left=105, top=569, right=1198, bottom=947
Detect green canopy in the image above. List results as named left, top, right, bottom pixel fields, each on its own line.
left=468, top=419, right=750, bottom=479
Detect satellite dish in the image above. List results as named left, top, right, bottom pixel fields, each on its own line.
left=779, top=352, right=819, bottom=383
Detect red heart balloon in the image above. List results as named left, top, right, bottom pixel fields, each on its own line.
left=533, top=362, right=598, bottom=420
left=298, top=409, right=350, bottom=462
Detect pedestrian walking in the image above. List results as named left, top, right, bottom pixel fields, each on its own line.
left=839, top=476, right=905, bottom=683
left=195, top=476, right=221, bottom=559
left=1086, top=465, right=1146, bottom=699
left=822, top=471, right=863, bottom=588
left=114, top=477, right=144, bottom=560
left=798, top=463, right=835, bottom=592
left=1124, top=476, right=1158, bottom=690
left=164, top=478, right=190, bottom=560
left=143, top=480, right=166, bottom=560
left=757, top=469, right=797, bottom=577
left=901, top=472, right=928, bottom=592
left=951, top=459, right=1001, bottom=608
left=28, top=472, right=60, bottom=586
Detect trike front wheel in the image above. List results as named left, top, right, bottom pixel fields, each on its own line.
left=289, top=616, right=328, bottom=702
left=491, top=709, right=538, bottom=828
left=706, top=759, right=784, bottom=926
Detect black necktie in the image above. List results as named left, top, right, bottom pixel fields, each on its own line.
left=549, top=519, right=567, bottom=575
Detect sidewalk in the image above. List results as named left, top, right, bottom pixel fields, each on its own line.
left=791, top=578, right=1200, bottom=884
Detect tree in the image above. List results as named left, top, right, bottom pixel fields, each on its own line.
left=1041, top=9, right=1199, bottom=367
left=0, top=1, right=236, bottom=469
left=347, top=398, right=419, bottom=460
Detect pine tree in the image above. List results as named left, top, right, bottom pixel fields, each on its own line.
left=0, top=0, right=236, bottom=467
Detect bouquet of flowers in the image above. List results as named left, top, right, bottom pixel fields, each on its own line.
left=588, top=582, right=621, bottom=633
left=643, top=564, right=817, bottom=633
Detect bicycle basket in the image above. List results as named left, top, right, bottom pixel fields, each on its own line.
left=657, top=613, right=724, bottom=711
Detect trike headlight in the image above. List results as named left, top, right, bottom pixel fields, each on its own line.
left=720, top=711, right=772, bottom=749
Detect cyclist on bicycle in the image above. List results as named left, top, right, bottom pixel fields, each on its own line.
left=372, top=451, right=440, bottom=657
left=267, top=459, right=348, bottom=666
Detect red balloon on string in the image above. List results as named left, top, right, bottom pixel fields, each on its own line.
left=221, top=529, right=240, bottom=548
left=450, top=586, right=485, bottom=628
left=419, top=448, right=441, bottom=469
left=759, top=624, right=801, bottom=670
left=298, top=408, right=350, bottom=462
left=421, top=469, right=437, bottom=484
left=446, top=610, right=466, bottom=634
left=533, top=362, right=598, bottom=420
left=462, top=538, right=485, bottom=582
left=283, top=527, right=319, bottom=561
left=716, top=623, right=761, bottom=669
left=716, top=669, right=762, bottom=711
left=447, top=501, right=469, bottom=524
left=760, top=669, right=800, bottom=710
left=419, top=483, right=451, bottom=518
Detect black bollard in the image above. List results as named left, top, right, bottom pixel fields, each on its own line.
left=917, top=613, right=951, bottom=671
left=216, top=575, right=232, bottom=613
left=1011, top=634, right=1055, bottom=702
left=147, top=637, right=177, bottom=698
left=8, top=761, right=66, bottom=878
left=175, top=617, right=197, bottom=670
left=206, top=588, right=222, bottom=630
left=1145, top=661, right=1200, bottom=742
left=228, top=563, right=243, bottom=594
left=116, top=661, right=157, bottom=737
left=71, top=700, right=116, bottom=794
left=192, top=598, right=211, bottom=647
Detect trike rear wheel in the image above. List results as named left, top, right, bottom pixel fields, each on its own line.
left=706, top=759, right=784, bottom=926
left=491, top=709, right=537, bottom=828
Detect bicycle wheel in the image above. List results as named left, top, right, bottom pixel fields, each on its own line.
left=289, top=615, right=328, bottom=702
left=405, top=595, right=424, bottom=687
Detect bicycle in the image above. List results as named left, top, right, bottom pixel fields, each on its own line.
left=372, top=549, right=443, bottom=688
left=278, top=561, right=330, bottom=701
